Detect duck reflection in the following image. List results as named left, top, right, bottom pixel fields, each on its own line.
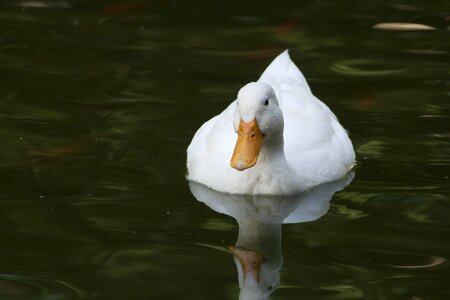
left=189, top=173, right=354, bottom=300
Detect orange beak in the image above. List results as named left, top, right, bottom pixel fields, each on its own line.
left=230, top=118, right=264, bottom=171
left=229, top=246, right=264, bottom=283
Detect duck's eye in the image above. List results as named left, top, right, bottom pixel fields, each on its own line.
left=264, top=99, right=269, bottom=106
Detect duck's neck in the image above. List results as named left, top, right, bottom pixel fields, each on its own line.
left=250, top=135, right=297, bottom=194
left=259, top=135, right=288, bottom=166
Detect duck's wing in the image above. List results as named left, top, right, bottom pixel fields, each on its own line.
left=186, top=101, right=237, bottom=181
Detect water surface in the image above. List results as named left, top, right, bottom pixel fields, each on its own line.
left=0, top=0, right=449, bottom=299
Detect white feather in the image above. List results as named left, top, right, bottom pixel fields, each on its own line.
left=187, top=50, right=355, bottom=195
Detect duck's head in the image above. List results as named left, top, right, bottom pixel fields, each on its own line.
left=231, top=82, right=284, bottom=171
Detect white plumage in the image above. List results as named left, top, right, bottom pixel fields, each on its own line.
left=187, top=50, right=355, bottom=195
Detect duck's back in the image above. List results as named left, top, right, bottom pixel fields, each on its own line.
left=258, top=51, right=355, bottom=185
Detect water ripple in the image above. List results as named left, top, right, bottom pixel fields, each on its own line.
left=328, top=248, right=447, bottom=270
left=0, top=274, right=84, bottom=299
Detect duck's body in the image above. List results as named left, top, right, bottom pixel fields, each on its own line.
left=187, top=50, right=355, bottom=195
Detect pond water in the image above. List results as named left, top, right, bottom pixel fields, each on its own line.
left=0, top=0, right=449, bottom=299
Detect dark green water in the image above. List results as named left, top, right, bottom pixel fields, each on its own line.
left=0, top=0, right=449, bottom=299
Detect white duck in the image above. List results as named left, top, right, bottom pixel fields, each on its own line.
left=187, top=50, right=355, bottom=195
